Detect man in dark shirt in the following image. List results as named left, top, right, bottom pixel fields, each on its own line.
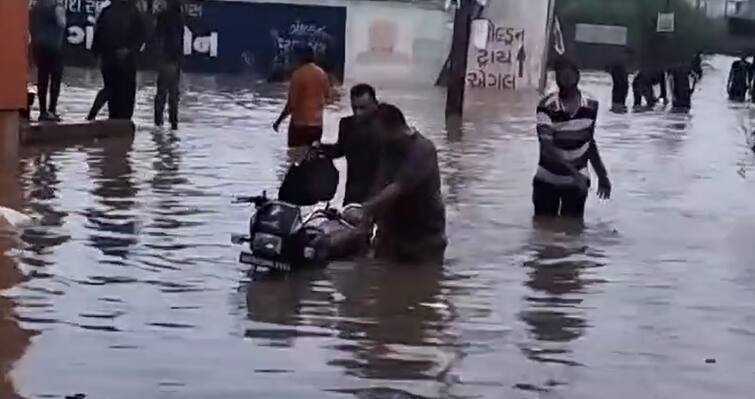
left=669, top=64, right=694, bottom=112
left=632, top=70, right=656, bottom=109
left=728, top=55, right=750, bottom=102
left=30, top=0, right=66, bottom=121
left=154, top=0, right=185, bottom=130
left=92, top=0, right=145, bottom=120
left=318, top=84, right=380, bottom=205
left=361, top=103, right=447, bottom=265
left=607, top=62, right=629, bottom=113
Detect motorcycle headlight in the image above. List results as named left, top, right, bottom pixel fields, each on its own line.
left=252, top=233, right=283, bottom=257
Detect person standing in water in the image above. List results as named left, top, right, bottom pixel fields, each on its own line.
left=273, top=44, right=331, bottom=153
left=727, top=55, right=750, bottom=102
left=318, top=84, right=381, bottom=206
left=92, top=0, right=146, bottom=120
left=533, top=58, right=611, bottom=219
left=30, top=0, right=67, bottom=122
left=361, top=103, right=447, bottom=265
left=669, top=64, right=694, bottom=112
left=154, top=0, right=185, bottom=130
left=607, top=62, right=629, bottom=113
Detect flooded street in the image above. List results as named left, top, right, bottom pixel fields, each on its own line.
left=2, top=55, right=755, bottom=398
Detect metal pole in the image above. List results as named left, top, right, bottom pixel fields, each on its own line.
left=445, top=0, right=472, bottom=120
left=539, top=0, right=558, bottom=93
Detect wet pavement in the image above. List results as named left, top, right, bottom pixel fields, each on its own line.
left=2, top=55, right=755, bottom=398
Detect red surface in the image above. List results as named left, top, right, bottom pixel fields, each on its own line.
left=0, top=0, right=29, bottom=111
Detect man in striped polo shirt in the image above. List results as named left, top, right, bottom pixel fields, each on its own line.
left=533, top=58, right=611, bottom=218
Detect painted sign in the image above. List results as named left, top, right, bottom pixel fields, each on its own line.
left=61, top=0, right=346, bottom=79
left=466, top=22, right=527, bottom=90
left=466, top=0, right=551, bottom=91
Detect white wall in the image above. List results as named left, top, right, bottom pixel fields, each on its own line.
left=192, top=0, right=453, bottom=85
left=344, top=1, right=452, bottom=85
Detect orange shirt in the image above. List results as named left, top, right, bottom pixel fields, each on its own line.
left=288, top=63, right=330, bottom=127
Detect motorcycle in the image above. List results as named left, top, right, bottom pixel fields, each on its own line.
left=231, top=192, right=367, bottom=273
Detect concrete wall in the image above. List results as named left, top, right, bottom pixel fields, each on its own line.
left=240, top=0, right=453, bottom=85
left=344, top=1, right=452, bottom=85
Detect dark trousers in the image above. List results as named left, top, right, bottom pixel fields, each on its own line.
left=154, top=63, right=181, bottom=127
left=288, top=125, right=323, bottom=148
left=729, top=86, right=747, bottom=102
left=33, top=45, right=63, bottom=115
left=101, top=61, right=137, bottom=119
left=633, top=83, right=656, bottom=108
left=87, top=88, right=109, bottom=121
left=532, top=179, right=588, bottom=218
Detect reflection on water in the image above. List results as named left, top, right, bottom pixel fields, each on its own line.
left=1, top=56, right=755, bottom=398
left=0, top=148, right=33, bottom=399
left=83, top=137, right=139, bottom=260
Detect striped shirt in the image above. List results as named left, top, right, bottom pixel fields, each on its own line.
left=535, top=91, right=598, bottom=186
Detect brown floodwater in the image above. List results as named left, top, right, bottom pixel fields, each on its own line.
left=2, top=55, right=755, bottom=399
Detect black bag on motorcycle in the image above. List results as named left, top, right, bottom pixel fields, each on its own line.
left=278, top=152, right=339, bottom=206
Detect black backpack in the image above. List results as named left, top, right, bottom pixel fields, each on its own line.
left=278, top=151, right=339, bottom=206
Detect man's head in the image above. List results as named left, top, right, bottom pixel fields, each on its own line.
left=294, top=44, right=316, bottom=66
left=350, top=84, right=378, bottom=119
left=554, top=57, right=580, bottom=93
left=373, top=103, right=410, bottom=147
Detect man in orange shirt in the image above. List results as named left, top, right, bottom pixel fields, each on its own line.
left=273, top=44, right=331, bottom=149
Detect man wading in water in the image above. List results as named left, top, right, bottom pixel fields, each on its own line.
left=359, top=104, right=447, bottom=265
left=154, top=0, right=185, bottom=130
left=273, top=44, right=331, bottom=158
left=30, top=0, right=67, bottom=122
left=317, top=84, right=381, bottom=206
left=92, top=0, right=146, bottom=120
left=533, top=58, right=611, bottom=219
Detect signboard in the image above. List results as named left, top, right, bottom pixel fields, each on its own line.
left=657, top=12, right=675, bottom=32
left=466, top=22, right=527, bottom=90
left=575, top=24, right=628, bottom=46
left=61, top=0, right=347, bottom=79
left=465, top=0, right=551, bottom=91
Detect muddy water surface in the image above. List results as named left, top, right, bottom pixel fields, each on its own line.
left=1, top=56, right=755, bottom=398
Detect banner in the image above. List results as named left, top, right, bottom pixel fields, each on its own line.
left=62, top=0, right=347, bottom=79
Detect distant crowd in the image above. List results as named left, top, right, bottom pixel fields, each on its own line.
left=24, top=0, right=184, bottom=129
left=606, top=52, right=704, bottom=114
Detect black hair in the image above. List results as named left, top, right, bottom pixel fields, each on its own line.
left=295, top=43, right=316, bottom=64
left=350, top=84, right=377, bottom=101
left=376, top=103, right=407, bottom=129
left=553, top=56, right=580, bottom=75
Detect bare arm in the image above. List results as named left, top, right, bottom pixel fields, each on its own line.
left=588, top=139, right=611, bottom=199
left=273, top=101, right=290, bottom=132
left=588, top=139, right=608, bottom=180
left=55, top=5, right=66, bottom=29
left=363, top=182, right=402, bottom=223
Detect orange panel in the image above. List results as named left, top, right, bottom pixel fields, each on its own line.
left=0, top=0, right=29, bottom=111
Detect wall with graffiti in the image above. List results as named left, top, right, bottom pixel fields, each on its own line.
left=61, top=0, right=347, bottom=80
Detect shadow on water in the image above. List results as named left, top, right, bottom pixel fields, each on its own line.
left=1, top=152, right=34, bottom=399
left=244, top=260, right=459, bottom=397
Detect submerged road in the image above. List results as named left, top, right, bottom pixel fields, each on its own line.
left=1, top=55, right=755, bottom=398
